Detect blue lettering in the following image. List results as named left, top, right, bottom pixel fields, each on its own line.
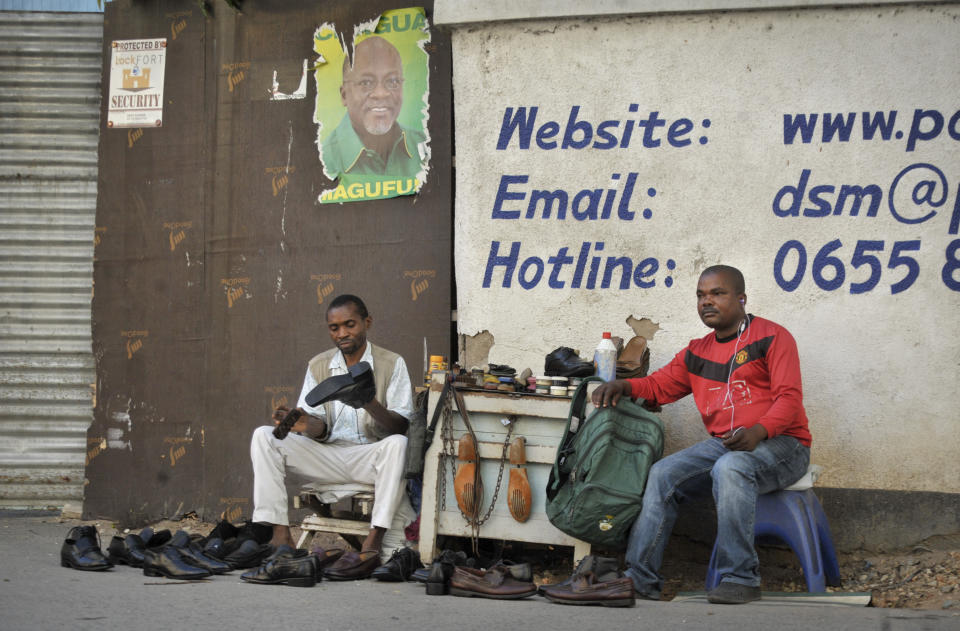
left=594, top=120, right=620, bottom=150
left=861, top=110, right=897, bottom=141
left=821, top=112, right=856, bottom=143
left=632, top=258, right=658, bottom=289
left=803, top=185, right=834, bottom=218
left=547, top=247, right=573, bottom=288
left=536, top=121, right=560, bottom=150
left=497, top=107, right=538, bottom=150
left=637, top=111, right=666, bottom=148
left=492, top=175, right=528, bottom=219
left=773, top=169, right=810, bottom=217
left=527, top=189, right=568, bottom=219
left=783, top=113, right=818, bottom=145
left=571, top=242, right=591, bottom=288
left=667, top=118, right=693, bottom=147
left=834, top=184, right=882, bottom=217
left=561, top=106, right=592, bottom=149
left=571, top=189, right=600, bottom=221
left=518, top=257, right=545, bottom=289
left=907, top=109, right=944, bottom=152
left=483, top=241, right=520, bottom=288
left=601, top=256, right=632, bottom=289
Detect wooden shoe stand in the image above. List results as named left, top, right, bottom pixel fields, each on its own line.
left=419, top=376, right=591, bottom=564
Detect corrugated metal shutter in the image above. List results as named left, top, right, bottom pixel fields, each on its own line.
left=0, top=11, right=102, bottom=508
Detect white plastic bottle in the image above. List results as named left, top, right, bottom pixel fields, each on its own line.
left=593, top=332, right=617, bottom=382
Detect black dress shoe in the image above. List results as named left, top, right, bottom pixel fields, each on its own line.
left=142, top=527, right=172, bottom=548
left=371, top=547, right=421, bottom=582
left=168, top=530, right=232, bottom=574
left=425, top=549, right=468, bottom=595
left=106, top=532, right=147, bottom=568
left=202, top=519, right=239, bottom=545
left=241, top=554, right=319, bottom=587
left=203, top=537, right=225, bottom=559
left=61, top=526, right=113, bottom=571
left=544, top=347, right=594, bottom=377
left=142, top=546, right=211, bottom=580
left=224, top=538, right=273, bottom=569
left=304, top=361, right=376, bottom=409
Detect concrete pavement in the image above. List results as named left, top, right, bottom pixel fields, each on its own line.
left=2, top=511, right=957, bottom=631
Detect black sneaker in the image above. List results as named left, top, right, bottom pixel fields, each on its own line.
left=371, top=546, right=421, bottom=582
left=707, top=581, right=761, bottom=604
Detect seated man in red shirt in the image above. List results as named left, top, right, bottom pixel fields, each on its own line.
left=592, top=265, right=811, bottom=604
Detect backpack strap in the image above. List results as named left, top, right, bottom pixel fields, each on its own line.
left=549, top=376, right=605, bottom=495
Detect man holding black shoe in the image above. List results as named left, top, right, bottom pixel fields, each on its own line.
left=248, top=294, right=415, bottom=579
left=591, top=265, right=812, bottom=604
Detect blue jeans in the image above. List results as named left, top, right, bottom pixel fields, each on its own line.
left=624, top=435, right=810, bottom=596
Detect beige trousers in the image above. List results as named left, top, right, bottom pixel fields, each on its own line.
left=249, top=425, right=410, bottom=531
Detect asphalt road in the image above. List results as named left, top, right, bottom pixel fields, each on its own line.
left=2, top=512, right=957, bottom=631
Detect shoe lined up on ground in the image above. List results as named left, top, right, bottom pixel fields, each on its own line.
left=323, top=550, right=382, bottom=580
left=61, top=525, right=113, bottom=571
left=168, top=530, right=232, bottom=574
left=310, top=544, right=346, bottom=574
left=421, top=549, right=473, bottom=594
left=371, top=546, right=421, bottom=582
left=106, top=531, right=148, bottom=568
left=142, top=544, right=211, bottom=580
left=448, top=562, right=538, bottom=600
left=540, top=554, right=635, bottom=607
left=241, top=547, right=319, bottom=587
left=541, top=574, right=635, bottom=607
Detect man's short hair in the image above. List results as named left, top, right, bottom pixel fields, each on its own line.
left=700, top=265, right=745, bottom=295
left=327, top=294, right=369, bottom=319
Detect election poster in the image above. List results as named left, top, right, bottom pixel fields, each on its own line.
left=313, top=7, right=430, bottom=204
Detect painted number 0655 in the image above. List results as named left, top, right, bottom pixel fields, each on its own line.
left=774, top=239, right=922, bottom=294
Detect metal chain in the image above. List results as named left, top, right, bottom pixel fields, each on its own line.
left=475, top=417, right=514, bottom=526
left=437, top=386, right=454, bottom=512
left=437, top=388, right=517, bottom=544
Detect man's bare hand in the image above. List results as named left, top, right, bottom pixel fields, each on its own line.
left=590, top=380, right=632, bottom=408
left=721, top=424, right=767, bottom=451
left=272, top=405, right=308, bottom=434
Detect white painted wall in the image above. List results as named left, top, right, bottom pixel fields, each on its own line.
left=451, top=4, right=960, bottom=492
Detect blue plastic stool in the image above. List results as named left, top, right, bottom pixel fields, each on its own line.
left=705, top=487, right=841, bottom=592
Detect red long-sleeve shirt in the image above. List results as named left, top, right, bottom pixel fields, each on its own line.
left=628, top=315, right=812, bottom=446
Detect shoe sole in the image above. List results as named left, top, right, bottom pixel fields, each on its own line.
left=542, top=593, right=635, bottom=607
left=60, top=558, right=113, bottom=571
left=707, top=596, right=761, bottom=604
left=143, top=567, right=211, bottom=580
left=241, top=577, right=316, bottom=587
left=449, top=587, right=537, bottom=600
left=107, top=555, right=143, bottom=568
left=323, top=573, right=375, bottom=581
left=425, top=581, right=449, bottom=595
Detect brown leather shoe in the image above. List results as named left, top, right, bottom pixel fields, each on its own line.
left=322, top=550, right=381, bottom=581
left=542, top=574, right=636, bottom=607
left=616, top=336, right=650, bottom=378
left=449, top=565, right=537, bottom=599
left=309, top=545, right=345, bottom=575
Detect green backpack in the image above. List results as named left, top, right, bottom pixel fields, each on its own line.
left=546, top=377, right=665, bottom=550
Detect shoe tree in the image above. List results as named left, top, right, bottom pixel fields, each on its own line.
left=508, top=437, right=532, bottom=523
left=454, top=434, right=483, bottom=518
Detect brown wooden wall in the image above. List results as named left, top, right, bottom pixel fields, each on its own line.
left=85, top=0, right=451, bottom=525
